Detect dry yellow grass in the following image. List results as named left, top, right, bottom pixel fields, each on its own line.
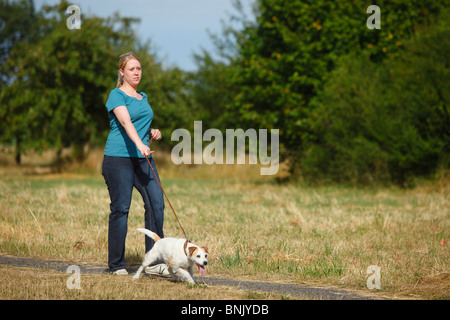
left=0, top=149, right=449, bottom=299
left=0, top=265, right=283, bottom=300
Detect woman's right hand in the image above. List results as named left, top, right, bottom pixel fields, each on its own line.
left=137, top=142, right=154, bottom=157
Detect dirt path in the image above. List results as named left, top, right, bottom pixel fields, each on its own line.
left=0, top=255, right=382, bottom=300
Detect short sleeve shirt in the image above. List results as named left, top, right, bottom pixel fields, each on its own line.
left=104, top=88, right=153, bottom=158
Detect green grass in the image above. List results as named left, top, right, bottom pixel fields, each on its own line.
left=0, top=168, right=449, bottom=299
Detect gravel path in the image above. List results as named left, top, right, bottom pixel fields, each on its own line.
left=0, top=255, right=381, bottom=300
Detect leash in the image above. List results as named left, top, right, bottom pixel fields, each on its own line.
left=144, top=138, right=190, bottom=242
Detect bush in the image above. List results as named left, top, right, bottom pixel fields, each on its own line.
left=302, top=10, right=450, bottom=186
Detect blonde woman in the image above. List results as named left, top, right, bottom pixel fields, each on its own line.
left=102, top=52, right=166, bottom=275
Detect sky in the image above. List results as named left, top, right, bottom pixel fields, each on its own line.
left=34, top=0, right=255, bottom=71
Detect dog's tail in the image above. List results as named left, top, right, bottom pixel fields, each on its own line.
left=136, top=228, right=161, bottom=242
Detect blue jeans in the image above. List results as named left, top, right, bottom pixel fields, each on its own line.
left=102, top=155, right=164, bottom=272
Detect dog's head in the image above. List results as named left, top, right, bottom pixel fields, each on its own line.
left=188, top=245, right=209, bottom=275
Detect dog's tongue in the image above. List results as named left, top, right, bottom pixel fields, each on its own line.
left=197, top=264, right=206, bottom=275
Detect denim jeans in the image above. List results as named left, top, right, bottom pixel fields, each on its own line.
left=102, top=155, right=164, bottom=272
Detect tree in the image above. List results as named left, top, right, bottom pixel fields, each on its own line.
left=210, top=0, right=447, bottom=173
left=302, top=9, right=450, bottom=185
left=137, top=50, right=195, bottom=150
left=0, top=0, right=194, bottom=164
left=0, top=0, right=137, bottom=163
left=0, top=0, right=37, bottom=85
left=189, top=49, right=237, bottom=130
left=0, top=0, right=39, bottom=163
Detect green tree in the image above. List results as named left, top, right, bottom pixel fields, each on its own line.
left=137, top=51, right=195, bottom=149
left=0, top=0, right=193, bottom=163
left=211, top=0, right=447, bottom=172
left=0, top=0, right=39, bottom=163
left=189, top=49, right=237, bottom=130
left=303, top=9, right=450, bottom=185
left=0, top=0, right=136, bottom=163
left=0, top=0, right=37, bottom=85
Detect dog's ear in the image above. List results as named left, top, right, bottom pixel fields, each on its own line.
left=201, top=246, right=209, bottom=253
left=188, top=246, right=197, bottom=257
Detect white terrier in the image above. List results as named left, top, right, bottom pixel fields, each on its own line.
left=133, top=228, right=208, bottom=284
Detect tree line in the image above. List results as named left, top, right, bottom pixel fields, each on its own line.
left=1, top=0, right=448, bottom=186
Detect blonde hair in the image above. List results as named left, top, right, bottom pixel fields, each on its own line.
left=117, top=52, right=141, bottom=88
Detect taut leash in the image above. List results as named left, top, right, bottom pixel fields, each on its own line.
left=144, top=138, right=190, bottom=242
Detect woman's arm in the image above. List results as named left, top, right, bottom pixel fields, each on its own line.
left=113, top=106, right=153, bottom=157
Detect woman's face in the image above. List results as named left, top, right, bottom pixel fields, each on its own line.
left=120, top=58, right=142, bottom=87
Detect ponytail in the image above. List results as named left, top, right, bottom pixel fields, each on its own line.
left=116, top=71, right=124, bottom=88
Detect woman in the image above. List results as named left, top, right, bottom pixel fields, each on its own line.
left=102, top=52, right=166, bottom=275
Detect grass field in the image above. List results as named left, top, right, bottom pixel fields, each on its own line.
left=0, top=150, right=448, bottom=299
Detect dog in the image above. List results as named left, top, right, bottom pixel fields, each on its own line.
left=133, top=228, right=208, bottom=284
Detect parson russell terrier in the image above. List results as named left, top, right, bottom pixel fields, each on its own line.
left=133, top=228, right=208, bottom=284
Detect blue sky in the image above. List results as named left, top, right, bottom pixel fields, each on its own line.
left=34, top=0, right=255, bottom=71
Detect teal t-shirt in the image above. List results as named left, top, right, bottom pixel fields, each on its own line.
left=104, top=88, right=153, bottom=158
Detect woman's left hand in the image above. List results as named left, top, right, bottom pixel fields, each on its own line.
left=151, top=129, right=162, bottom=141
